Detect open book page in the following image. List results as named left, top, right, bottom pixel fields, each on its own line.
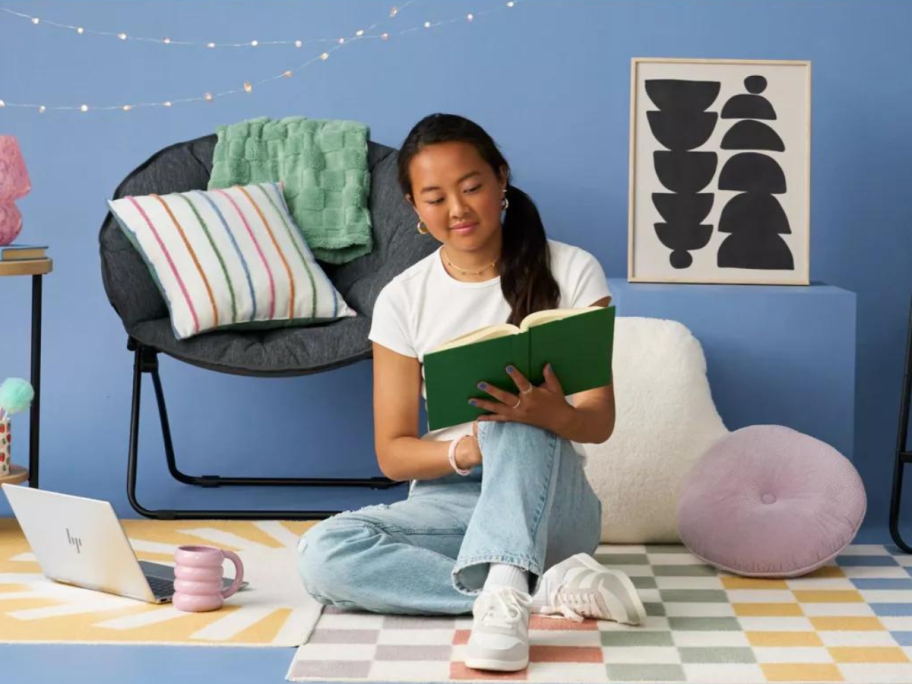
left=518, top=306, right=601, bottom=332
left=429, top=306, right=602, bottom=353
left=430, top=323, right=521, bottom=353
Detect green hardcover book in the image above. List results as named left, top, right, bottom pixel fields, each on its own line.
left=423, top=305, right=615, bottom=431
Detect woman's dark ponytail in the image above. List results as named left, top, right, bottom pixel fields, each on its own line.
left=397, top=113, right=560, bottom=325
left=500, top=184, right=560, bottom=326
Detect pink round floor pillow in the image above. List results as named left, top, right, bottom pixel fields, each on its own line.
left=677, top=425, right=867, bottom=578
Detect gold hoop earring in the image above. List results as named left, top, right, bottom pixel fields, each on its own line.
left=416, top=219, right=429, bottom=235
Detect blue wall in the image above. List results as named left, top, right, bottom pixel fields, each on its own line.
left=1, top=1, right=911, bottom=531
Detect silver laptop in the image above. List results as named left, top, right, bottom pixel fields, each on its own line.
left=2, top=484, right=247, bottom=604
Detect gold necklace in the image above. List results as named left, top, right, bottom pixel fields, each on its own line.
left=443, top=248, right=498, bottom=276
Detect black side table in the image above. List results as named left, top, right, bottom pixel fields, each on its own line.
left=0, top=257, right=52, bottom=489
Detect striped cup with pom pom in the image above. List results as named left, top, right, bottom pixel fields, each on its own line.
left=0, top=378, right=34, bottom=476
left=0, top=416, right=9, bottom=476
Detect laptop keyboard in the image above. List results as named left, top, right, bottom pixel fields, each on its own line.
left=146, top=575, right=175, bottom=597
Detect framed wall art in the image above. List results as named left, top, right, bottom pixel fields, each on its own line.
left=628, top=58, right=811, bottom=285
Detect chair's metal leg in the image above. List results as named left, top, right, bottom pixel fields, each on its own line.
left=890, top=294, right=912, bottom=553
left=125, top=342, right=405, bottom=520
left=148, top=349, right=190, bottom=486
left=127, top=341, right=161, bottom=519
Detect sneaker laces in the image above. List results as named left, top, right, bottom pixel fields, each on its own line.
left=479, top=587, right=532, bottom=629
left=538, top=589, right=598, bottom=623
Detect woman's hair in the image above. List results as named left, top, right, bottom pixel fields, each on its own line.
left=397, top=113, right=560, bottom=326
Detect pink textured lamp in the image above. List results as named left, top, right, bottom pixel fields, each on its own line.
left=0, top=136, right=31, bottom=246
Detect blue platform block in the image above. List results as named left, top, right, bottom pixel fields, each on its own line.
left=607, top=278, right=857, bottom=461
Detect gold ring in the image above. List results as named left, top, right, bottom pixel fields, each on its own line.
left=521, top=386, right=534, bottom=394
left=512, top=397, right=522, bottom=409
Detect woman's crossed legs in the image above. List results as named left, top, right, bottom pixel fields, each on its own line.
left=296, top=420, right=602, bottom=615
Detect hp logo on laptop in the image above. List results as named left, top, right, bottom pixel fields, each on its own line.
left=66, top=528, right=83, bottom=554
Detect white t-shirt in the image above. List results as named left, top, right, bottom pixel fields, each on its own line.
left=368, top=238, right=612, bottom=467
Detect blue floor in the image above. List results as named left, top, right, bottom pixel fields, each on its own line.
left=0, top=645, right=295, bottom=684
left=0, top=525, right=900, bottom=684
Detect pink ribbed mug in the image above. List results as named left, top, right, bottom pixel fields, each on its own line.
left=173, top=545, right=244, bottom=612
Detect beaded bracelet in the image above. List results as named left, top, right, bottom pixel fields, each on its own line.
left=447, top=434, right=473, bottom=476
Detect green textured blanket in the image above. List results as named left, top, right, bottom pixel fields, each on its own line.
left=209, top=116, right=373, bottom=264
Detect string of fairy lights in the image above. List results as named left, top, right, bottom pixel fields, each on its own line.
left=0, top=0, right=520, bottom=114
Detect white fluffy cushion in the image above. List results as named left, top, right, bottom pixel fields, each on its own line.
left=581, top=317, right=729, bottom=543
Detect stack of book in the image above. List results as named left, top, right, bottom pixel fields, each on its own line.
left=0, top=244, right=47, bottom=262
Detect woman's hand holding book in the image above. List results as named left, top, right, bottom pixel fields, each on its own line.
left=470, top=362, right=573, bottom=433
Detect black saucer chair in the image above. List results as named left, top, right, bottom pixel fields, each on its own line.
left=99, top=134, right=436, bottom=520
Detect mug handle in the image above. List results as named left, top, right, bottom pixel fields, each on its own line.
left=220, top=550, right=245, bottom=599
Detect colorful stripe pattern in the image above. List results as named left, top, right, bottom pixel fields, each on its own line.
left=288, top=542, right=912, bottom=683
left=109, top=182, right=356, bottom=340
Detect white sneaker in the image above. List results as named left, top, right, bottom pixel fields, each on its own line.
left=532, top=553, right=647, bottom=625
left=464, top=586, right=533, bottom=672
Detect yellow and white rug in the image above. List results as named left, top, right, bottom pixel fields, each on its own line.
left=0, top=518, right=320, bottom=647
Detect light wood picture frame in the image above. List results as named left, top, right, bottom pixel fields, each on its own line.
left=628, top=58, right=811, bottom=285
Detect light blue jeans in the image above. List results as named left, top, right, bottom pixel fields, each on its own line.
left=296, top=420, right=603, bottom=615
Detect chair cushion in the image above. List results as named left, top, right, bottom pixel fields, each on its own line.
left=108, top=181, right=356, bottom=340
left=677, top=425, right=867, bottom=578
left=130, top=315, right=372, bottom=376
left=580, top=317, right=729, bottom=543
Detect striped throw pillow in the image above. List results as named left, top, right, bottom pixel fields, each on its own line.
left=108, top=181, right=357, bottom=340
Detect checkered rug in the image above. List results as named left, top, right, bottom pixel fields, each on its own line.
left=287, top=543, right=912, bottom=683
